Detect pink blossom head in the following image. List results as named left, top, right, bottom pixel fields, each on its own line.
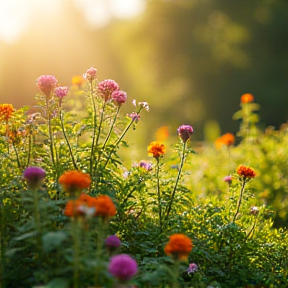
left=187, top=263, right=198, bottom=274
left=112, top=90, right=127, bottom=106
left=139, top=160, right=153, bottom=171
left=177, top=125, right=193, bottom=143
left=108, top=254, right=138, bottom=282
left=127, top=112, right=140, bottom=123
left=54, top=86, right=68, bottom=98
left=98, top=79, right=119, bottom=102
left=223, top=175, right=232, bottom=184
left=36, top=75, right=58, bottom=98
left=105, top=235, right=121, bottom=248
left=83, top=67, right=97, bottom=82
left=23, top=166, right=46, bottom=190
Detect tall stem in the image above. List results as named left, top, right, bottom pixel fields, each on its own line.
left=156, top=159, right=162, bottom=230
left=165, top=142, right=187, bottom=222
left=72, top=218, right=80, bottom=288
left=232, top=179, right=247, bottom=223
left=26, top=134, right=32, bottom=167
left=59, top=110, right=78, bottom=170
left=11, top=142, right=21, bottom=171
left=89, top=83, right=97, bottom=175
left=46, top=102, right=56, bottom=169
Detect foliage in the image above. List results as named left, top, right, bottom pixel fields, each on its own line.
left=1, top=68, right=288, bottom=288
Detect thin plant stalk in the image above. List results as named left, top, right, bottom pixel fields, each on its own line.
left=72, top=218, right=80, bottom=288
left=59, top=109, right=78, bottom=170
left=26, top=133, right=32, bottom=167
left=11, top=142, right=21, bottom=171
left=245, top=213, right=259, bottom=241
left=89, top=82, right=98, bottom=175
left=165, top=141, right=187, bottom=222
left=232, top=179, right=247, bottom=223
left=155, top=158, right=163, bottom=230
left=46, top=101, right=56, bottom=169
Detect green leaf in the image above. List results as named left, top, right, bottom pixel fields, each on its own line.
left=42, top=231, right=67, bottom=253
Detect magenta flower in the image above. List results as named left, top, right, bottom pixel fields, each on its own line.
left=108, top=254, right=138, bottom=282
left=187, top=263, right=198, bottom=274
left=98, top=79, right=119, bottom=102
left=223, top=175, right=232, bottom=184
left=177, top=125, right=193, bottom=143
left=105, top=235, right=121, bottom=248
left=23, top=166, right=46, bottom=190
left=83, top=67, right=97, bottom=82
left=54, top=86, right=68, bottom=98
left=139, top=160, right=153, bottom=171
left=36, top=75, right=58, bottom=98
left=127, top=112, right=140, bottom=123
left=112, top=90, right=127, bottom=106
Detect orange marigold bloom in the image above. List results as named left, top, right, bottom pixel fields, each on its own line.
left=64, top=200, right=87, bottom=217
left=164, top=234, right=193, bottom=261
left=59, top=171, right=91, bottom=196
left=71, top=75, right=85, bottom=86
left=94, top=195, right=116, bottom=219
left=78, top=193, right=97, bottom=207
left=236, top=165, right=256, bottom=179
left=241, top=93, right=254, bottom=103
left=0, top=104, right=14, bottom=122
left=148, top=141, right=166, bottom=158
left=215, top=133, right=235, bottom=149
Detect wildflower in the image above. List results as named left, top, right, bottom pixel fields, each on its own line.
left=108, top=254, right=138, bottom=282
left=8, top=129, right=27, bottom=145
left=223, top=175, right=232, bottom=184
left=64, top=200, right=88, bottom=217
left=71, top=75, right=84, bottom=86
left=105, top=235, right=121, bottom=249
left=215, top=133, right=235, bottom=149
left=83, top=67, right=97, bottom=82
left=241, top=93, right=254, bottom=103
left=236, top=165, right=256, bottom=179
left=178, top=125, right=193, bottom=143
left=187, top=263, right=198, bottom=274
left=127, top=112, right=140, bottom=123
left=23, top=166, right=46, bottom=190
left=164, top=233, right=193, bottom=261
left=54, top=86, right=68, bottom=98
left=112, top=90, right=127, bottom=106
left=94, top=195, right=116, bottom=219
left=78, top=193, right=97, bottom=207
left=0, top=104, right=14, bottom=122
left=59, top=170, right=91, bottom=197
left=138, top=160, right=153, bottom=171
left=36, top=75, right=58, bottom=98
left=98, top=79, right=119, bottom=102
left=139, top=101, right=149, bottom=111
left=148, top=142, right=166, bottom=159
left=155, top=126, right=169, bottom=142
left=250, top=206, right=259, bottom=216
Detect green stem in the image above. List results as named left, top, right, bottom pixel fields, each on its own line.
left=26, top=134, right=32, bottom=167
left=89, top=83, right=97, bottom=175
left=165, top=141, right=187, bottom=222
left=156, top=158, right=162, bottom=230
left=232, top=179, right=247, bottom=223
left=72, top=219, right=80, bottom=288
left=59, top=110, right=78, bottom=170
left=245, top=214, right=258, bottom=241
left=46, top=101, right=56, bottom=169
left=11, top=142, right=21, bottom=171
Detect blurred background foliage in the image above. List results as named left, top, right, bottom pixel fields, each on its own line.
left=1, top=0, right=288, bottom=148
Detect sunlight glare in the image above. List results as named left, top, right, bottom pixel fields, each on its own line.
left=109, top=0, right=146, bottom=19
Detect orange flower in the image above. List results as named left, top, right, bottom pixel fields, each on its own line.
left=148, top=141, right=166, bottom=158
left=215, top=133, right=235, bottom=149
left=64, top=200, right=87, bottom=217
left=0, top=104, right=14, bottom=122
left=59, top=171, right=91, bottom=196
left=241, top=93, right=254, bottom=103
left=236, top=165, right=256, bottom=179
left=71, top=75, right=85, bottom=86
left=94, top=195, right=116, bottom=219
left=164, top=234, right=193, bottom=261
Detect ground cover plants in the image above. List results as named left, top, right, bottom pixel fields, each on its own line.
left=0, top=68, right=288, bottom=288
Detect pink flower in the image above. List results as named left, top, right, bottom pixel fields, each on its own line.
left=83, top=67, right=97, bottom=82
left=98, top=79, right=119, bottom=102
left=187, top=263, right=198, bottom=274
left=23, top=166, right=46, bottom=190
left=105, top=235, right=121, bottom=248
left=177, top=125, right=193, bottom=143
left=139, top=101, right=149, bottom=111
left=108, top=254, right=138, bottom=282
left=223, top=175, right=232, bottom=184
left=54, top=86, right=68, bottom=98
left=112, top=90, right=127, bottom=106
left=127, top=112, right=140, bottom=123
left=139, top=160, right=153, bottom=171
left=36, top=75, right=58, bottom=98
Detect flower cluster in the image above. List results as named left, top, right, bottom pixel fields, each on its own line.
left=164, top=233, right=193, bottom=261
left=236, top=165, right=256, bottom=179
left=177, top=124, right=193, bottom=143
left=36, top=75, right=58, bottom=98
left=54, top=86, right=68, bottom=98
left=148, top=142, right=166, bottom=159
left=108, top=254, right=138, bottom=282
left=112, top=90, right=127, bottom=106
left=0, top=104, right=14, bottom=122
left=98, top=79, right=119, bottom=102
left=64, top=193, right=116, bottom=219
left=83, top=67, right=97, bottom=82
left=23, top=166, right=46, bottom=190
left=59, top=170, right=91, bottom=196
left=241, top=93, right=254, bottom=103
